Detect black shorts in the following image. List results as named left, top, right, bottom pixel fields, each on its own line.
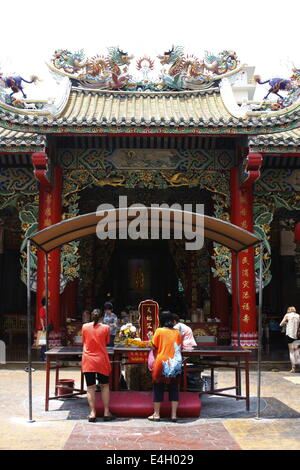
left=84, top=372, right=109, bottom=387
left=286, top=336, right=297, bottom=344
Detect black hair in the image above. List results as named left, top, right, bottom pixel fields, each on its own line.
left=159, top=311, right=174, bottom=329
left=41, top=298, right=46, bottom=306
left=172, top=313, right=180, bottom=323
left=91, top=309, right=102, bottom=326
left=104, top=302, right=113, bottom=311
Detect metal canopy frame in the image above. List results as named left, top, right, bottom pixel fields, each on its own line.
left=26, top=208, right=264, bottom=421
left=29, top=208, right=260, bottom=254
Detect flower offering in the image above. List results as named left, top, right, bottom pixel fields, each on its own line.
left=119, top=323, right=137, bottom=340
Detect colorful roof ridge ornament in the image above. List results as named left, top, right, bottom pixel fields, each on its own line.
left=50, top=47, right=134, bottom=90
left=0, top=72, right=41, bottom=109
left=47, top=46, right=242, bottom=91
left=252, top=67, right=300, bottom=112
left=158, top=47, right=239, bottom=90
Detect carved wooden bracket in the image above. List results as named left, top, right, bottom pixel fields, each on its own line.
left=239, top=152, right=263, bottom=190
left=32, top=152, right=52, bottom=188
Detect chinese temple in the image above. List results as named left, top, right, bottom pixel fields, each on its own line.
left=0, top=47, right=299, bottom=356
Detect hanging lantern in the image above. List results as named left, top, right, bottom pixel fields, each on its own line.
left=295, top=222, right=300, bottom=244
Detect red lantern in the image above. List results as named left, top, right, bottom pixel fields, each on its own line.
left=295, top=222, right=300, bottom=244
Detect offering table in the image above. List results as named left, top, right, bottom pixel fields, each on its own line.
left=44, top=346, right=114, bottom=411
left=44, top=345, right=252, bottom=412
left=181, top=346, right=252, bottom=410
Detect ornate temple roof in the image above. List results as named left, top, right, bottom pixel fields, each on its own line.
left=1, top=48, right=300, bottom=144
left=50, top=87, right=232, bottom=126
left=1, top=85, right=300, bottom=136
left=1, top=83, right=300, bottom=154
left=249, top=127, right=300, bottom=151
left=0, top=127, right=45, bottom=151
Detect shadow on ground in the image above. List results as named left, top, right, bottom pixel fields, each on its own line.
left=34, top=392, right=300, bottom=424
left=259, top=397, right=300, bottom=419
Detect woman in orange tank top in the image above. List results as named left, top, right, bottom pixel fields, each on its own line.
left=148, top=311, right=182, bottom=422
left=82, top=309, right=115, bottom=422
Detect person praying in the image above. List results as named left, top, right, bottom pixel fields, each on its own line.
left=148, top=311, right=183, bottom=423
left=173, top=313, right=197, bottom=349
left=102, top=302, right=118, bottom=346
left=120, top=308, right=130, bottom=325
left=81, top=309, right=115, bottom=422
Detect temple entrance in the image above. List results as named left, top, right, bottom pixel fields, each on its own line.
left=79, top=238, right=186, bottom=315
left=76, top=185, right=213, bottom=317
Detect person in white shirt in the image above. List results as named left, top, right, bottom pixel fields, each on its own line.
left=173, top=314, right=197, bottom=349
left=280, top=306, right=300, bottom=373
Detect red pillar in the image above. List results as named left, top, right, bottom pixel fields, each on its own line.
left=230, top=167, right=258, bottom=347
left=34, top=157, right=62, bottom=346
left=48, top=167, right=62, bottom=344
left=36, top=183, right=47, bottom=330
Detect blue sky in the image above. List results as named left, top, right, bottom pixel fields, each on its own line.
left=1, top=0, right=299, bottom=100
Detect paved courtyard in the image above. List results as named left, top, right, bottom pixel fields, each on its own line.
left=1, top=364, right=300, bottom=450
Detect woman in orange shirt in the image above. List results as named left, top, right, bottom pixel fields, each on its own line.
left=148, top=311, right=182, bottom=422
left=82, top=309, right=115, bottom=422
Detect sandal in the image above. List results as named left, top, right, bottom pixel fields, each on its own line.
left=171, top=417, right=178, bottom=422
left=103, top=415, right=116, bottom=421
left=147, top=414, right=160, bottom=422
left=88, top=416, right=97, bottom=422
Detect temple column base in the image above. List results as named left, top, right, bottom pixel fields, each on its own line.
left=34, top=329, right=64, bottom=348
left=231, top=331, right=258, bottom=348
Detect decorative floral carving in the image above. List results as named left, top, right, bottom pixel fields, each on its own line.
left=61, top=190, right=81, bottom=282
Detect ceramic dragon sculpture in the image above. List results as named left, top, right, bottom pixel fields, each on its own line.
left=52, top=49, right=86, bottom=74
left=49, top=46, right=240, bottom=91
left=50, top=47, right=134, bottom=90
left=200, top=50, right=238, bottom=75
left=157, top=46, right=239, bottom=90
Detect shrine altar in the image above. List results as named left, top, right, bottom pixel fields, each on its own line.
left=45, top=345, right=251, bottom=413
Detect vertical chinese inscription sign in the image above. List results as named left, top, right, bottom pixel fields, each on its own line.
left=138, top=300, right=159, bottom=341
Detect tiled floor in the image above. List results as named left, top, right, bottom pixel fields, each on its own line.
left=1, top=365, right=300, bottom=450
left=63, top=422, right=241, bottom=450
